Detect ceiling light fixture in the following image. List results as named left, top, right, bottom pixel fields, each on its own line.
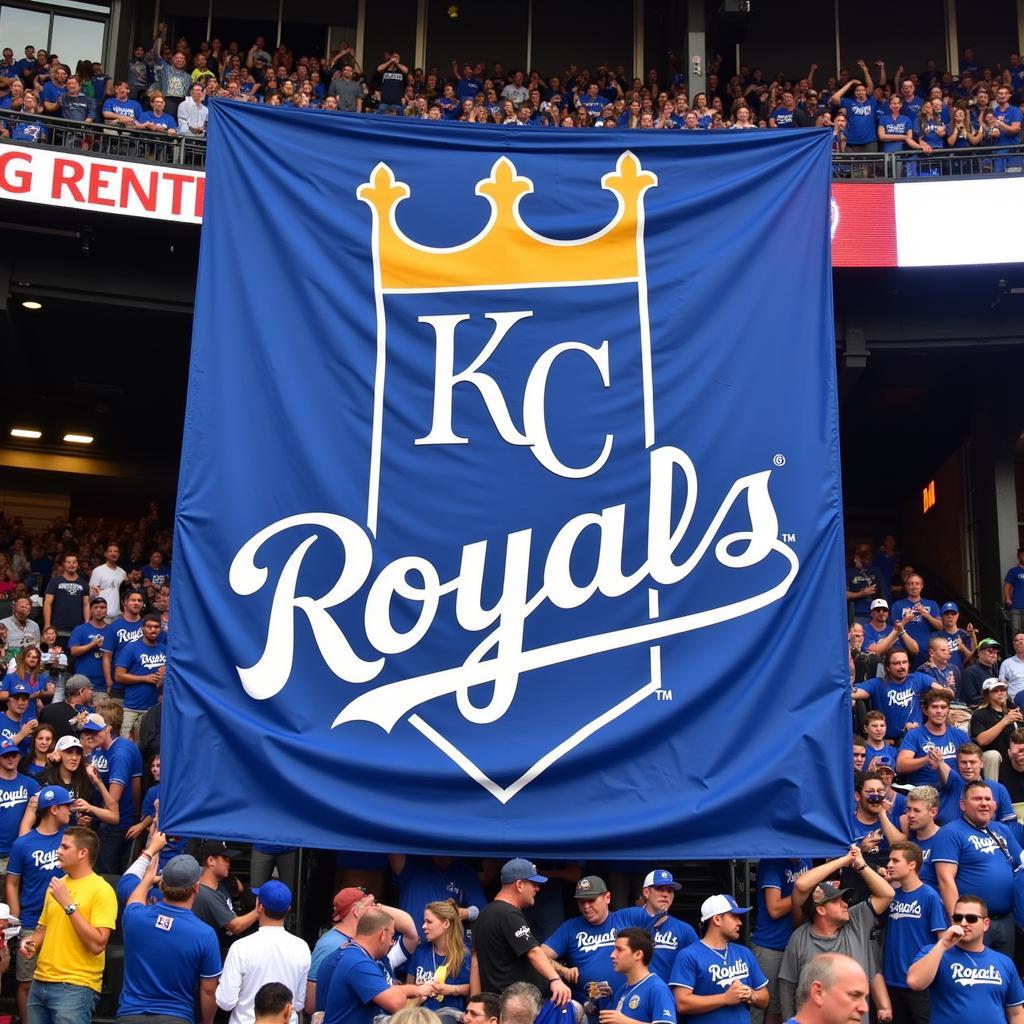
left=10, top=428, right=42, bottom=439
left=63, top=433, right=94, bottom=444
left=20, top=300, right=42, bottom=310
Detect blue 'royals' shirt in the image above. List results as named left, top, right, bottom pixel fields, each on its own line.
left=137, top=110, right=176, bottom=131
left=102, top=616, right=144, bottom=695
left=0, top=708, right=36, bottom=754
left=931, top=817, right=1022, bottom=914
left=632, top=909, right=699, bottom=981
left=7, top=826, right=63, bottom=928
left=911, top=830, right=940, bottom=888
left=40, top=81, right=65, bottom=107
left=881, top=882, right=946, bottom=988
left=323, top=942, right=389, bottom=1024
left=394, top=856, right=487, bottom=936
left=1006, top=565, right=1024, bottom=609
left=114, top=637, right=166, bottom=710
left=141, top=564, right=170, bottom=588
left=898, top=724, right=970, bottom=786
left=401, top=942, right=471, bottom=1011
left=611, top=972, right=677, bottom=1024
left=455, top=77, right=482, bottom=102
left=90, top=736, right=143, bottom=827
left=0, top=773, right=39, bottom=854
left=857, top=674, right=934, bottom=738
left=877, top=112, right=913, bottom=151
left=932, top=629, right=970, bottom=668
left=69, top=622, right=108, bottom=690
left=890, top=598, right=941, bottom=663
left=118, top=900, right=222, bottom=1020
left=751, top=859, right=812, bottom=950
left=770, top=107, right=795, bottom=127
left=911, top=944, right=1024, bottom=1024
left=102, top=97, right=143, bottom=121
left=545, top=907, right=655, bottom=998
left=938, top=772, right=1016, bottom=827
left=840, top=96, right=880, bottom=144
left=669, top=941, right=767, bottom=1023
left=900, top=97, right=924, bottom=119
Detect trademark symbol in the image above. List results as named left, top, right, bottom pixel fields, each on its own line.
left=656, top=689, right=673, bottom=701
left=782, top=532, right=797, bottom=543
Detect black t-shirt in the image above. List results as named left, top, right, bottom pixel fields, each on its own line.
left=379, top=69, right=405, bottom=104
left=970, top=704, right=1017, bottom=757
left=999, top=760, right=1024, bottom=802
left=45, top=575, right=86, bottom=630
left=38, top=700, right=84, bottom=741
left=473, top=899, right=549, bottom=995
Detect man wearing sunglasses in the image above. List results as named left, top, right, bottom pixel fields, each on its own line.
left=905, top=896, right=1024, bottom=1022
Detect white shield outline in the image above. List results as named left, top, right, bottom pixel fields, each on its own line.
left=354, top=150, right=663, bottom=802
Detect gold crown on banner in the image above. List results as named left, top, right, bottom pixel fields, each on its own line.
left=357, top=151, right=658, bottom=292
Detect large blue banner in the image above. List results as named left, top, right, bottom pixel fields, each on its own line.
left=163, top=104, right=850, bottom=857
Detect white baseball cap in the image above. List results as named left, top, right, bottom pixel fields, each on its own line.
left=870, top=599, right=888, bottom=610
left=700, top=893, right=751, bottom=922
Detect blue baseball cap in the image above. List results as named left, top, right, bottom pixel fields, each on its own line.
left=79, top=714, right=108, bottom=732
left=0, top=739, right=20, bottom=757
left=252, top=879, right=292, bottom=913
left=38, top=785, right=73, bottom=809
left=7, top=682, right=30, bottom=697
left=643, top=869, right=681, bottom=891
left=700, top=893, right=751, bottom=922
left=941, top=602, right=959, bottom=614
left=500, top=858, right=547, bottom=884
left=870, top=754, right=895, bottom=773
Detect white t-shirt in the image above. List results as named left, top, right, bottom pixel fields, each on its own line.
left=89, top=564, right=126, bottom=617
left=999, top=656, right=1024, bottom=700
left=216, top=926, right=311, bottom=1024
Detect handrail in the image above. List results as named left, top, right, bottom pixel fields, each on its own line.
left=0, top=109, right=1020, bottom=180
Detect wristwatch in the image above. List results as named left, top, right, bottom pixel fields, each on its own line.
left=64, top=903, right=78, bottom=916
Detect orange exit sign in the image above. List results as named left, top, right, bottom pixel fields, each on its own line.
left=922, top=480, right=936, bottom=514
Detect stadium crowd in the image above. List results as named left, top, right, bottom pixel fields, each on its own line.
left=0, top=33, right=1019, bottom=165
left=0, top=510, right=1020, bottom=1024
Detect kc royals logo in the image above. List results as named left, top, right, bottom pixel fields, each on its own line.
left=229, top=152, right=799, bottom=802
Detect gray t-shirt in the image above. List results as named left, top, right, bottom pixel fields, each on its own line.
left=193, top=881, right=237, bottom=954
left=329, top=77, right=363, bottom=111
left=778, top=901, right=878, bottom=1023
left=0, top=615, right=39, bottom=651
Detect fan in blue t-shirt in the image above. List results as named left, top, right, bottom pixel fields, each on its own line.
left=670, top=895, right=767, bottom=1023
left=399, top=901, right=470, bottom=1012
left=907, top=899, right=1024, bottom=1024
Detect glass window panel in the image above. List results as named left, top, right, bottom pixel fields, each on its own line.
left=738, top=0, right=834, bottom=80
left=529, top=0, right=632, bottom=79
left=956, top=0, right=1018, bottom=76
left=282, top=0, right=353, bottom=60
left=49, top=13, right=105, bottom=69
left=839, top=0, right=944, bottom=84
left=211, top=0, right=278, bottom=55
left=0, top=7, right=50, bottom=57
left=50, top=0, right=109, bottom=13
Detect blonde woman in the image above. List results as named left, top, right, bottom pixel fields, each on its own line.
left=402, top=901, right=470, bottom=1012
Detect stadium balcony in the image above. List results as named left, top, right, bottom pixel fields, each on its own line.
left=1, top=107, right=1023, bottom=181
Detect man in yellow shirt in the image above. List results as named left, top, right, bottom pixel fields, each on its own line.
left=20, top=825, right=117, bottom=1024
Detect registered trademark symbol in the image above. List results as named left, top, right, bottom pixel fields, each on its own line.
left=773, top=454, right=786, bottom=467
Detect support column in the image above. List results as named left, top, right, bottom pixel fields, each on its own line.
left=946, top=0, right=959, bottom=77
left=969, top=409, right=1022, bottom=643
left=414, top=0, right=427, bottom=75
left=687, top=0, right=705, bottom=102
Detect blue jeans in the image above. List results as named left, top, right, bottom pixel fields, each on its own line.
left=988, top=912, right=1015, bottom=957
left=28, top=981, right=99, bottom=1024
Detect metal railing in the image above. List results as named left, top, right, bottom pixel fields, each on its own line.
left=0, top=108, right=206, bottom=167
left=833, top=143, right=1024, bottom=180
left=2, top=110, right=1022, bottom=182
